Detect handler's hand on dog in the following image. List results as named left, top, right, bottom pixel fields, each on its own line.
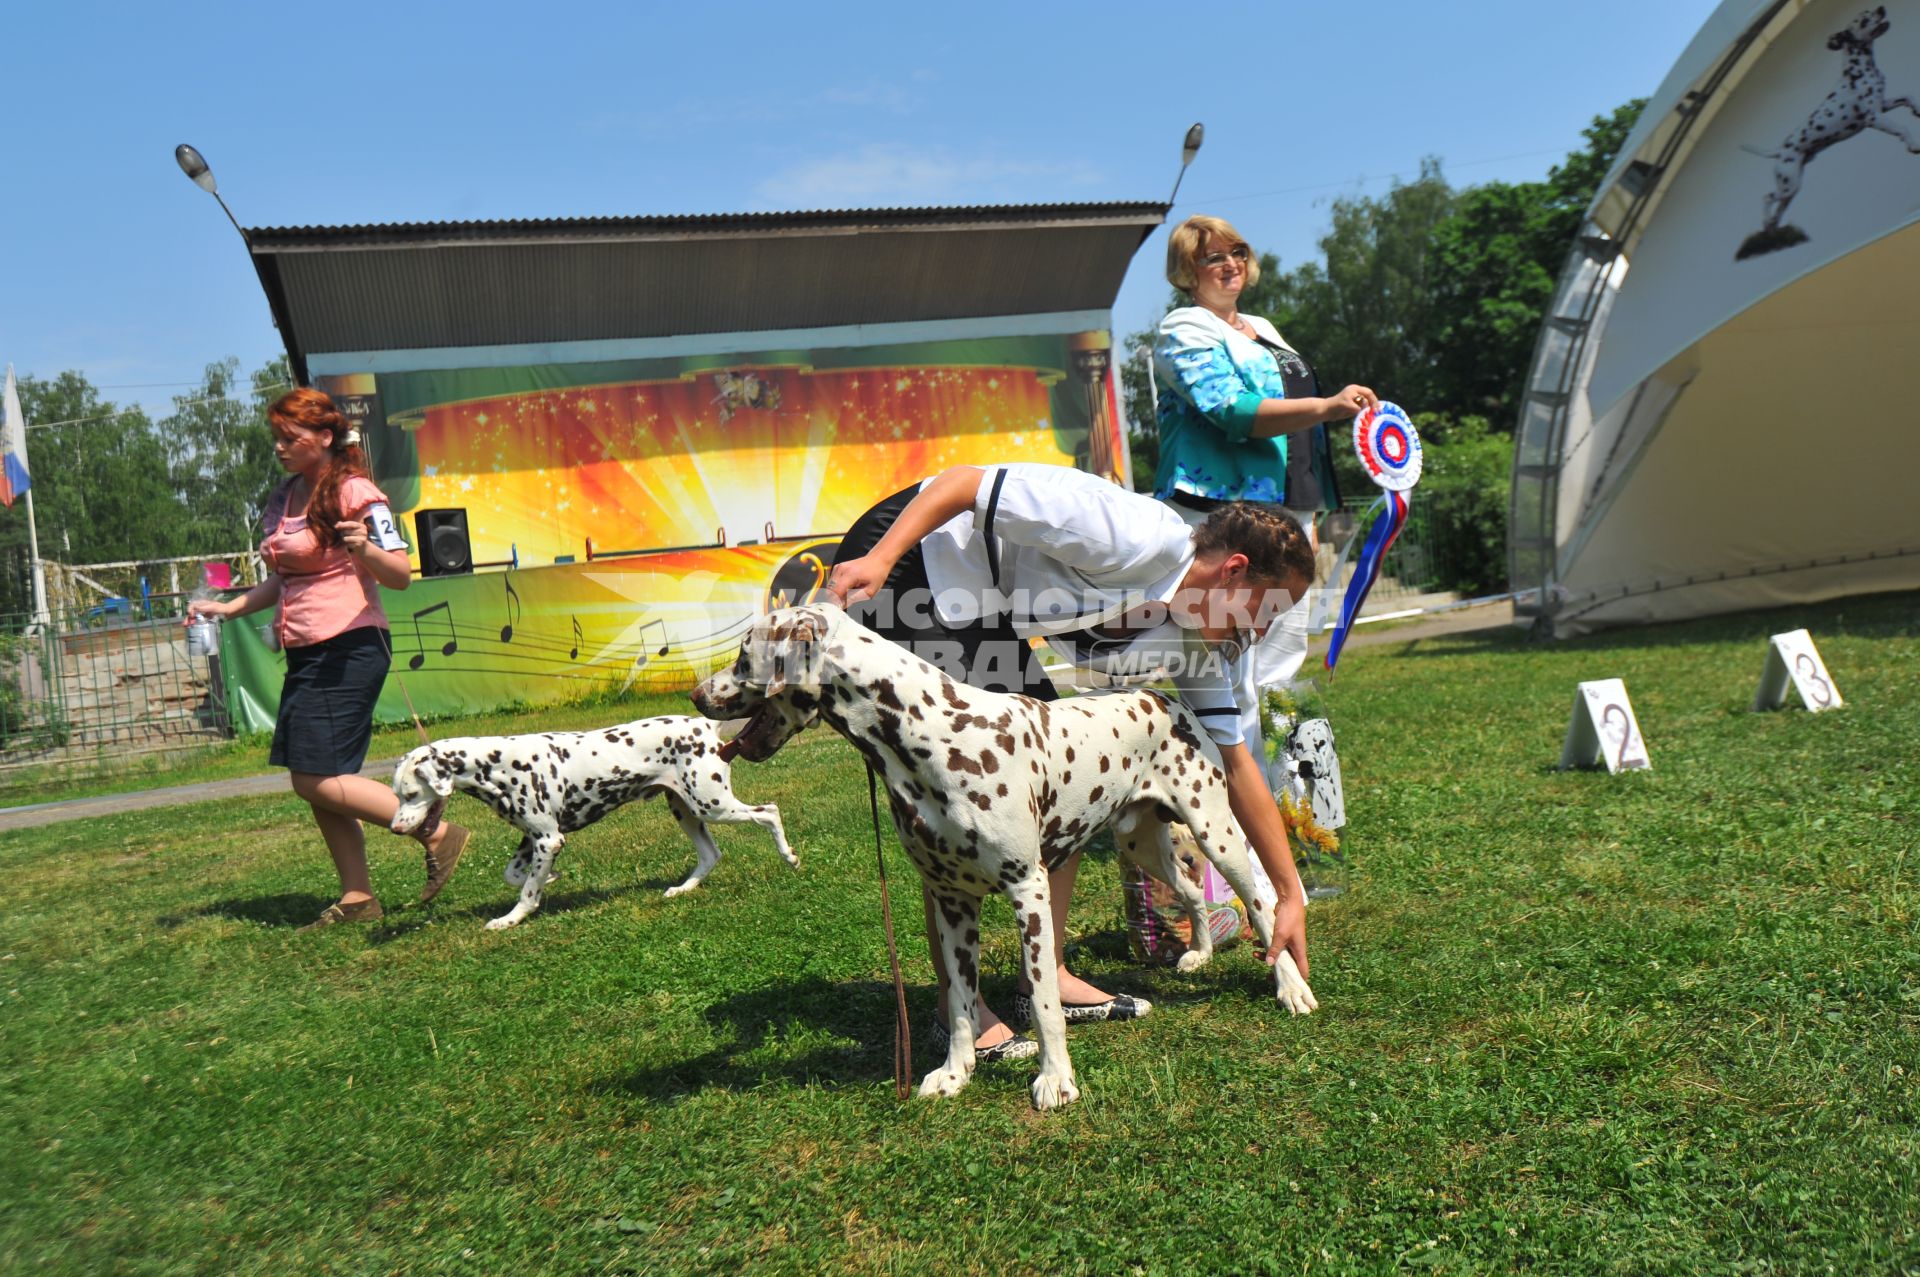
left=1271, top=894, right=1309, bottom=981
left=827, top=555, right=891, bottom=606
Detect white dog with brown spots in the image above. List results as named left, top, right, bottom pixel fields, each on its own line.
left=691, top=604, right=1316, bottom=1112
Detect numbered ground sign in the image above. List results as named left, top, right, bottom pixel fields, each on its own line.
left=1752, top=629, right=1842, bottom=712
left=1560, top=678, right=1651, bottom=773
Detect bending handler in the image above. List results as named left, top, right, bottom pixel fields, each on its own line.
left=827, top=462, right=1315, bottom=1058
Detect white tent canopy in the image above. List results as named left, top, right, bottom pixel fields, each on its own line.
left=1510, top=0, right=1920, bottom=634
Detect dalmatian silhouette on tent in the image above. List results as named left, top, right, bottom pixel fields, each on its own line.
left=1739, top=5, right=1920, bottom=259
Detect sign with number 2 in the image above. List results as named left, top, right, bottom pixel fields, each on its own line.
left=1560, top=678, right=1651, bottom=773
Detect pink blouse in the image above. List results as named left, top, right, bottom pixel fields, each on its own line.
left=260, top=475, right=391, bottom=649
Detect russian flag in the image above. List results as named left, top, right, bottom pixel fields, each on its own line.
left=1, top=365, right=28, bottom=508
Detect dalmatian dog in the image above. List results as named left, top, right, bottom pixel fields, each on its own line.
left=691, top=604, right=1316, bottom=1112
left=389, top=716, right=797, bottom=930
left=1740, top=6, right=1920, bottom=256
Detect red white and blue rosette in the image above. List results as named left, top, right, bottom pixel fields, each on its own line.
left=1354, top=401, right=1422, bottom=491
left=1324, top=402, right=1423, bottom=673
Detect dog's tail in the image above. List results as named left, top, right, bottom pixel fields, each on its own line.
left=1739, top=142, right=1781, bottom=159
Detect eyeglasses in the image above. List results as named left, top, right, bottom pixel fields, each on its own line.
left=1199, top=246, right=1250, bottom=271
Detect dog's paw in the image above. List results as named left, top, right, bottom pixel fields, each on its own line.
left=1175, top=949, right=1209, bottom=974
left=916, top=1067, right=971, bottom=1099
left=1030, top=1071, right=1080, bottom=1111
left=1272, top=951, right=1319, bottom=1015
left=484, top=914, right=522, bottom=931
left=662, top=882, right=698, bottom=899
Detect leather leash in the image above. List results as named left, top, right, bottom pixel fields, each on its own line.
left=867, top=760, right=912, bottom=1100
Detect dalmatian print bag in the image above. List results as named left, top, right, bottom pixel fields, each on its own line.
left=1285, top=718, right=1346, bottom=831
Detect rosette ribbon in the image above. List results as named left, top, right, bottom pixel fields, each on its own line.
left=1323, top=401, right=1422, bottom=673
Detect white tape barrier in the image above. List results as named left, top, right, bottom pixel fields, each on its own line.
left=1752, top=628, right=1842, bottom=713
left=1561, top=678, right=1651, bottom=773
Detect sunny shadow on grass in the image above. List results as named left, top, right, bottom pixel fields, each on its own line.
left=1, top=591, right=1916, bottom=1273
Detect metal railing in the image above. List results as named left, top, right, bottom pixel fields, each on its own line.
left=0, top=595, right=232, bottom=771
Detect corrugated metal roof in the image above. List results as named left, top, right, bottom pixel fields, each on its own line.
left=246, top=201, right=1168, bottom=382
left=247, top=201, right=1167, bottom=249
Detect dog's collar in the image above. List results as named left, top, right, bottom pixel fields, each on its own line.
left=717, top=737, right=743, bottom=763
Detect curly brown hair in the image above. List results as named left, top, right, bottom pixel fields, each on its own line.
left=269, top=388, right=368, bottom=551
left=1191, top=502, right=1315, bottom=587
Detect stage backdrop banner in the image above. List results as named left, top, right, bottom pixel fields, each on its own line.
left=225, top=328, right=1124, bottom=731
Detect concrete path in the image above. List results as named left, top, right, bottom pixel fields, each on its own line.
left=0, top=757, right=403, bottom=832
left=0, top=600, right=1520, bottom=833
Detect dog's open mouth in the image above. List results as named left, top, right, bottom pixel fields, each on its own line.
left=730, top=705, right=789, bottom=762
left=395, top=798, right=446, bottom=837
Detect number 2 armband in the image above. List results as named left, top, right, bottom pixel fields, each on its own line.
left=364, top=502, right=408, bottom=552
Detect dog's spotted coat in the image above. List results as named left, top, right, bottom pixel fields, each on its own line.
left=390, top=716, right=795, bottom=929
left=691, top=605, right=1315, bottom=1111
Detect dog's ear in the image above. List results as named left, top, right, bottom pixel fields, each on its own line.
left=793, top=606, right=837, bottom=643
left=393, top=747, right=425, bottom=791
left=424, top=752, right=455, bottom=798
left=753, top=609, right=828, bottom=696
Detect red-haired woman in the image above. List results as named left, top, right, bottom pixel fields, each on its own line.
left=190, top=388, right=469, bottom=930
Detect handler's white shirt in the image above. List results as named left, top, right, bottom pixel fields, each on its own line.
left=916, top=463, right=1249, bottom=746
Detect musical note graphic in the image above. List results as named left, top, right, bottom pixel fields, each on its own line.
left=407, top=601, right=459, bottom=671
left=617, top=619, right=673, bottom=695
left=500, top=576, right=521, bottom=644
left=569, top=616, right=585, bottom=661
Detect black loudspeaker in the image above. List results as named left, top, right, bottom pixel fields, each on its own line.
left=416, top=508, right=473, bottom=577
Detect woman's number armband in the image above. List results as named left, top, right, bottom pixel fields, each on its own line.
left=364, top=502, right=408, bottom=551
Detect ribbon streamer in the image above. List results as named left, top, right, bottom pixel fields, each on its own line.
left=1323, top=489, right=1408, bottom=672
left=1323, top=402, right=1421, bottom=674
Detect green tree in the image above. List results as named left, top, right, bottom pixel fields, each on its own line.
left=0, top=372, right=188, bottom=616
left=1425, top=100, right=1646, bottom=426
left=1262, top=158, right=1457, bottom=406
left=166, top=358, right=288, bottom=555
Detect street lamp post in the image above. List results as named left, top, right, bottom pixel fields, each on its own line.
left=1167, top=123, right=1204, bottom=207
left=174, top=144, right=308, bottom=386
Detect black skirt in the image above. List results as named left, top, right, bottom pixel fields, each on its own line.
left=269, top=625, right=392, bottom=775
left=835, top=485, right=1058, bottom=701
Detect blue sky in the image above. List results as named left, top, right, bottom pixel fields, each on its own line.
left=3, top=0, right=1718, bottom=422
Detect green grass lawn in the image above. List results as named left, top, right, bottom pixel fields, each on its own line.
left=3, top=592, right=1916, bottom=1274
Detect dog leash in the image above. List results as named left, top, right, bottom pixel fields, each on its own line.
left=867, top=760, right=912, bottom=1101
left=370, top=625, right=435, bottom=748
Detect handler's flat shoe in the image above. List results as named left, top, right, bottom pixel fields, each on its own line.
left=928, top=1019, right=1040, bottom=1063
left=419, top=823, right=472, bottom=903
left=298, top=898, right=384, bottom=931
left=1011, top=991, right=1152, bottom=1028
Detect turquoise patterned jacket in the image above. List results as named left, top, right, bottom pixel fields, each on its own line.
left=1151, top=306, right=1337, bottom=510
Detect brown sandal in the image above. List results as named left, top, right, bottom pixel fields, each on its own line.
left=298, top=898, right=384, bottom=931
left=419, top=822, right=472, bottom=903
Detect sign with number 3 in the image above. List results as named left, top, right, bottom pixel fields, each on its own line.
left=1753, top=629, right=1842, bottom=713
left=1560, top=678, right=1651, bottom=773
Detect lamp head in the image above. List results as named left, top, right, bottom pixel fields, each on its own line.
left=1181, top=123, right=1205, bottom=168
left=175, top=144, right=218, bottom=195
